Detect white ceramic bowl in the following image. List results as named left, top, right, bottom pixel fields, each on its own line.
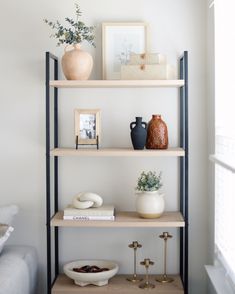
left=63, top=260, right=119, bottom=286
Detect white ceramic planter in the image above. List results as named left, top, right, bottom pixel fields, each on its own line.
left=135, top=191, right=165, bottom=218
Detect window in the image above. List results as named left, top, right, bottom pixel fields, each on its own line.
left=213, top=0, right=235, bottom=290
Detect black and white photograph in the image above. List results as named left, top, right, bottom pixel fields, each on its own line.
left=75, top=109, right=101, bottom=145
left=79, top=114, right=96, bottom=139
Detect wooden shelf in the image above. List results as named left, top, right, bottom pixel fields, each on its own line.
left=50, top=80, right=185, bottom=88
left=51, top=211, right=185, bottom=228
left=50, top=147, right=185, bottom=157
left=52, top=274, right=184, bottom=294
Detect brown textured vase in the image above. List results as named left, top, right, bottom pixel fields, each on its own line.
left=146, top=115, right=168, bottom=149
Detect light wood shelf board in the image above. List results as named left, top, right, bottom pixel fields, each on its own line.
left=51, top=211, right=185, bottom=228
left=50, top=80, right=185, bottom=88
left=52, top=274, right=184, bottom=294
left=50, top=147, right=185, bottom=157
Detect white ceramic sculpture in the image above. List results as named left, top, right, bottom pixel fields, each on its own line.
left=73, top=192, right=103, bottom=209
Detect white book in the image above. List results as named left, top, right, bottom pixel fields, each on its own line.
left=63, top=215, right=115, bottom=221
left=64, top=205, right=115, bottom=217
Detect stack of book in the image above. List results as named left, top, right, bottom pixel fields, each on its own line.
left=63, top=205, right=115, bottom=221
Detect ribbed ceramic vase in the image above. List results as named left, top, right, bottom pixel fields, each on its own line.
left=146, top=115, right=168, bottom=149
left=130, top=117, right=147, bottom=150
left=135, top=191, right=165, bottom=219
left=61, top=44, right=93, bottom=80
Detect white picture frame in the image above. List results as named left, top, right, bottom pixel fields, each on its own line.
left=75, top=109, right=101, bottom=145
left=102, top=22, right=149, bottom=80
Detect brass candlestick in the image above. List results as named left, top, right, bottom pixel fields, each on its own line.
left=139, top=258, right=155, bottom=289
left=156, top=232, right=174, bottom=283
left=126, top=241, right=143, bottom=282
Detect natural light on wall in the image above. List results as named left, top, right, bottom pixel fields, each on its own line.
left=214, top=0, right=235, bottom=289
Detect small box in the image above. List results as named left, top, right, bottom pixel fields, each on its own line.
left=121, top=64, right=177, bottom=80
left=129, top=53, right=167, bottom=65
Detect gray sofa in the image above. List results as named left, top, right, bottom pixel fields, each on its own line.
left=0, top=245, right=37, bottom=294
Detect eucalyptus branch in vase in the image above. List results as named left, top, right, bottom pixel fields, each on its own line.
left=44, top=3, right=95, bottom=80
left=135, top=171, right=165, bottom=219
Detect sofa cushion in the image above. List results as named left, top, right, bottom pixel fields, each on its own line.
left=0, top=205, right=18, bottom=225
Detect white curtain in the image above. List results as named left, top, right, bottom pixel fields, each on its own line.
left=214, top=0, right=235, bottom=288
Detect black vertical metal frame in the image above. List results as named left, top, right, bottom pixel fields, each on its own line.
left=180, top=51, right=189, bottom=294
left=46, top=52, right=59, bottom=294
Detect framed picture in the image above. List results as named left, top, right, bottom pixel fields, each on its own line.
left=75, top=109, right=101, bottom=147
left=102, top=22, right=149, bottom=80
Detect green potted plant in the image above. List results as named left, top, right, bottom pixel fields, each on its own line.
left=135, top=171, right=164, bottom=218
left=44, top=3, right=95, bottom=80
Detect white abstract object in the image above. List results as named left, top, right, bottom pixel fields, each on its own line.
left=73, top=192, right=103, bottom=209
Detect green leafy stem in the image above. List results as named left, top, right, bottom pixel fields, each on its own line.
left=44, top=3, right=95, bottom=47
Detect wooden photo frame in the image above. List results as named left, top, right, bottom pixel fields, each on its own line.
left=102, top=22, right=149, bottom=80
left=75, top=109, right=101, bottom=147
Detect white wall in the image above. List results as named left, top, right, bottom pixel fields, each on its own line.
left=0, top=0, right=208, bottom=293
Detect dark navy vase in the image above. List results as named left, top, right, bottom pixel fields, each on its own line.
left=130, top=117, right=147, bottom=150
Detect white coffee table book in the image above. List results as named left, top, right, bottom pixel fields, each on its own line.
left=63, top=205, right=115, bottom=221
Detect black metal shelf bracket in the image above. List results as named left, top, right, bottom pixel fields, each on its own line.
left=179, top=51, right=189, bottom=294
left=46, top=52, right=59, bottom=294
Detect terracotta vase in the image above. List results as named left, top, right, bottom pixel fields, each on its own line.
left=61, top=44, right=93, bottom=80
left=146, top=115, right=168, bottom=149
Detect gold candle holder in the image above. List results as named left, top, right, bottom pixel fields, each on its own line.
left=126, top=241, right=143, bottom=282
left=139, top=258, right=155, bottom=289
left=156, top=232, right=174, bottom=283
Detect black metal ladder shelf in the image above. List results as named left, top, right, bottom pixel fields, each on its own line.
left=45, top=51, right=189, bottom=294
